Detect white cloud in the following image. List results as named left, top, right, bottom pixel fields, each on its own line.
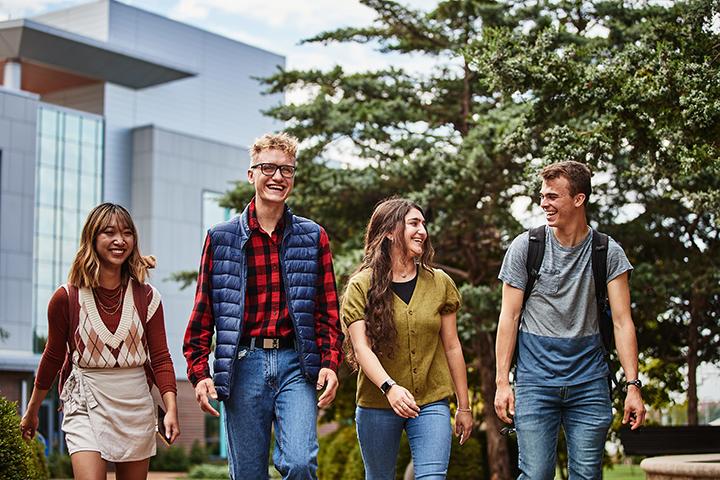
left=0, top=0, right=67, bottom=20
left=167, top=0, right=377, bottom=31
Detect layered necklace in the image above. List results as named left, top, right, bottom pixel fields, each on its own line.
left=93, top=284, right=124, bottom=316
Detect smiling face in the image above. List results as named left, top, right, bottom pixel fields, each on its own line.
left=248, top=148, right=295, bottom=207
left=399, top=207, right=427, bottom=260
left=94, top=214, right=135, bottom=271
left=540, top=176, right=586, bottom=228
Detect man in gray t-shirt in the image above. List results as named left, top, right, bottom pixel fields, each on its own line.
left=494, top=161, right=646, bottom=480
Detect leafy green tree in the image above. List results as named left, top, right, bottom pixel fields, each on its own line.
left=206, top=0, right=719, bottom=477
left=473, top=0, right=720, bottom=425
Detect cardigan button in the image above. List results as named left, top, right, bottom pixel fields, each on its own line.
left=408, top=310, right=413, bottom=315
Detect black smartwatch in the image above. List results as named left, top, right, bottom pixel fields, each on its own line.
left=380, top=378, right=396, bottom=395
left=624, top=379, right=642, bottom=391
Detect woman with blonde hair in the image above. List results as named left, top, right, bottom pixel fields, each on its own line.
left=20, top=203, right=179, bottom=480
left=342, top=198, right=473, bottom=480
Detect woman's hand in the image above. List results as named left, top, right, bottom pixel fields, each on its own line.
left=163, top=407, right=181, bottom=444
left=454, top=409, right=474, bottom=445
left=20, top=410, right=39, bottom=441
left=386, top=385, right=420, bottom=418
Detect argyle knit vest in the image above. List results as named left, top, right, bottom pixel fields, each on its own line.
left=209, top=204, right=322, bottom=401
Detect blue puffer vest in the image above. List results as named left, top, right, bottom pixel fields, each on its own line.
left=209, top=203, right=322, bottom=401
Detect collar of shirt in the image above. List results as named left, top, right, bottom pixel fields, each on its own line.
left=248, top=197, right=286, bottom=238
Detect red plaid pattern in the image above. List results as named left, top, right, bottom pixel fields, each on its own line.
left=183, top=199, right=343, bottom=386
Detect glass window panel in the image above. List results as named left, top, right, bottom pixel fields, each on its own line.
left=37, top=165, right=57, bottom=206
left=61, top=209, right=79, bottom=240
left=39, top=137, right=57, bottom=167
left=80, top=173, right=98, bottom=211
left=63, top=174, right=79, bottom=211
left=63, top=141, right=80, bottom=172
left=39, top=109, right=58, bottom=138
left=35, top=261, right=54, bottom=289
left=36, top=236, right=55, bottom=265
left=80, top=145, right=96, bottom=175
left=37, top=207, right=56, bottom=237
left=203, top=191, right=233, bottom=233
left=64, top=114, right=80, bottom=143
left=61, top=239, right=78, bottom=264
left=81, top=118, right=98, bottom=146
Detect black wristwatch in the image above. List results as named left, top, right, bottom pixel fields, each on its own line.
left=624, top=379, right=642, bottom=391
left=380, top=378, right=396, bottom=395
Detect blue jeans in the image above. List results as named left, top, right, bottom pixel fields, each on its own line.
left=515, top=377, right=613, bottom=480
left=356, top=400, right=451, bottom=480
left=224, top=347, right=318, bottom=480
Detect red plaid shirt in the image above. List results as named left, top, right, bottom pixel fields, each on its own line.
left=183, top=199, right=344, bottom=386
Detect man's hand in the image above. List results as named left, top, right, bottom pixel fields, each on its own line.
left=194, top=378, right=220, bottom=417
left=316, top=368, right=339, bottom=408
left=494, top=382, right=515, bottom=424
left=622, top=387, right=646, bottom=430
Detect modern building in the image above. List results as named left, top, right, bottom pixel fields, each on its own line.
left=0, top=0, right=284, bottom=453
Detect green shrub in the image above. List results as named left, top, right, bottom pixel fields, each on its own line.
left=187, top=463, right=229, bottom=478
left=318, top=425, right=357, bottom=480
left=48, top=452, right=73, bottom=479
left=0, top=396, right=48, bottom=479
left=318, top=424, right=416, bottom=480
left=447, top=435, right=484, bottom=480
left=189, top=440, right=209, bottom=465
left=342, top=441, right=365, bottom=480
left=149, top=444, right=190, bottom=471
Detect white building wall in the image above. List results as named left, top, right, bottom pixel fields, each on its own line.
left=132, top=125, right=249, bottom=369
left=0, top=88, right=39, bottom=353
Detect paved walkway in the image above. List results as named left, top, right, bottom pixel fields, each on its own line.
left=107, top=473, right=186, bottom=479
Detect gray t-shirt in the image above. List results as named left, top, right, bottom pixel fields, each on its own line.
left=498, top=226, right=632, bottom=386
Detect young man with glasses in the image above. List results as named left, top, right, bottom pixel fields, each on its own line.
left=184, top=132, right=344, bottom=479
left=494, top=161, right=646, bottom=479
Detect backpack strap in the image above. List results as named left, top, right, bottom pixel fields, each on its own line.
left=513, top=226, right=547, bottom=372
left=590, top=229, right=611, bottom=353
left=523, top=225, right=547, bottom=309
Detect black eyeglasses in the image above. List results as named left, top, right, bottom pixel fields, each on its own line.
left=250, top=163, right=297, bottom=178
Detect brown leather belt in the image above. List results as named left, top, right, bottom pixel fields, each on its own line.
left=239, top=336, right=295, bottom=349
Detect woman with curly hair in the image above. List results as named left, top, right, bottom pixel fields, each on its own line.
left=342, top=197, right=473, bottom=479
left=20, top=203, right=179, bottom=480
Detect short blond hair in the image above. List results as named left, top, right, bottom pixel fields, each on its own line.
left=250, top=132, right=298, bottom=164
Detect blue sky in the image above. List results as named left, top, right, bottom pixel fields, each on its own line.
left=1, top=0, right=439, bottom=73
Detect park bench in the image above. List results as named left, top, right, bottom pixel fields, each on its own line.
left=619, top=426, right=720, bottom=456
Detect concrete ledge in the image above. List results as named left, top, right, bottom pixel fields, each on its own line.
left=641, top=453, right=720, bottom=480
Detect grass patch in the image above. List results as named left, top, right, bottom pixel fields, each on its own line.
left=603, top=464, right=644, bottom=479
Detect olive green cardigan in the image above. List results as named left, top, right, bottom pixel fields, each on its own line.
left=341, top=267, right=461, bottom=408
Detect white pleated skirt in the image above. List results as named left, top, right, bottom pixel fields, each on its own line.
left=61, top=365, right=156, bottom=462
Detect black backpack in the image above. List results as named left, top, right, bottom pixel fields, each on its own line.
left=519, top=225, right=617, bottom=390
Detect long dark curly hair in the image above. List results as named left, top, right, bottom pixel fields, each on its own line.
left=346, top=198, right=435, bottom=369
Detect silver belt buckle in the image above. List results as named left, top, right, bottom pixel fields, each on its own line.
left=262, top=338, right=279, bottom=349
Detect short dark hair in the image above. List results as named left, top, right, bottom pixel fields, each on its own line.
left=540, top=161, right=592, bottom=206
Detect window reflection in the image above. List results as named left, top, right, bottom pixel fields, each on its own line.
left=33, top=106, right=104, bottom=353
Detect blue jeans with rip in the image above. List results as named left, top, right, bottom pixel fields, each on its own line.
left=515, top=376, right=613, bottom=480
left=356, top=399, right=452, bottom=480
left=224, top=347, right=318, bottom=480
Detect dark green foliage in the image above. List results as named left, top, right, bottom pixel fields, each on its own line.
left=0, top=397, right=48, bottom=479
left=189, top=439, right=209, bottom=465
left=149, top=444, right=190, bottom=472
left=48, top=452, right=73, bottom=479
left=318, top=425, right=357, bottom=480
left=448, top=434, right=484, bottom=480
